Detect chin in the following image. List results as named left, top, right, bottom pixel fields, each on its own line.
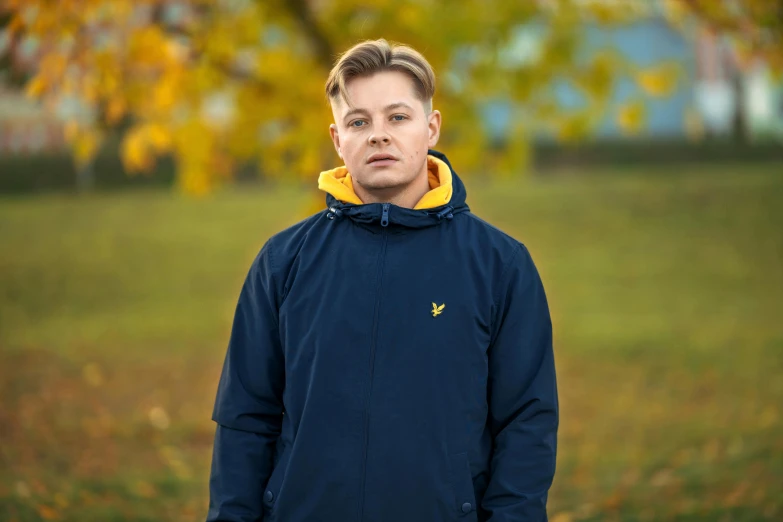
left=364, top=177, right=412, bottom=192
left=357, top=170, right=412, bottom=191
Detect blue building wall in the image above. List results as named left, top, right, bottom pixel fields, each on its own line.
left=584, top=19, right=694, bottom=138
left=482, top=17, right=697, bottom=141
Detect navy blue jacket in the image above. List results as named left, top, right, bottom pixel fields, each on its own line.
left=207, top=150, right=558, bottom=522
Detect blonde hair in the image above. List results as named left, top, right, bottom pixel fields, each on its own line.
left=325, top=39, right=435, bottom=112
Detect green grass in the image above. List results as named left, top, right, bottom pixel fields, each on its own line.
left=1, top=164, right=782, bottom=521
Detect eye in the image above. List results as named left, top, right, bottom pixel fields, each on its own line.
left=350, top=120, right=366, bottom=128
left=391, top=115, right=407, bottom=121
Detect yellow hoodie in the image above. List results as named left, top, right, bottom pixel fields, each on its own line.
left=317, top=155, right=453, bottom=210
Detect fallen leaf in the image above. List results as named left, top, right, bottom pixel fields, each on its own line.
left=148, top=406, right=170, bottom=430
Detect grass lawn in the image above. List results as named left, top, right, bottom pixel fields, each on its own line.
left=1, top=163, right=782, bottom=521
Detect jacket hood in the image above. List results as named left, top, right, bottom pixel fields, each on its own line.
left=317, top=149, right=469, bottom=229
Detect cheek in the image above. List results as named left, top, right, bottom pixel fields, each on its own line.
left=340, top=140, right=363, bottom=170
left=404, top=126, right=429, bottom=149
left=417, top=128, right=432, bottom=154
left=339, top=138, right=357, bottom=158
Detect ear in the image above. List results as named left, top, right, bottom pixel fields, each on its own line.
left=427, top=110, right=441, bottom=148
left=329, top=124, right=342, bottom=159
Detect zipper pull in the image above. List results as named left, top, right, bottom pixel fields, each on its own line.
left=381, top=203, right=390, bottom=227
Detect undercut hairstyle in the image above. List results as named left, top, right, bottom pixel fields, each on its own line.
left=325, top=39, right=435, bottom=113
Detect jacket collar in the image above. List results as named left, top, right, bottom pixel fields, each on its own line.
left=318, top=149, right=469, bottom=230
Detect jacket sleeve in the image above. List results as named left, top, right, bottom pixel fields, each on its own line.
left=482, top=244, right=558, bottom=522
left=207, top=241, right=286, bottom=522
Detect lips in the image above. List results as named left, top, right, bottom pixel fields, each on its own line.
left=367, top=153, right=398, bottom=165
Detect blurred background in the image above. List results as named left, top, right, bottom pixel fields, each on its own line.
left=1, top=0, right=781, bottom=520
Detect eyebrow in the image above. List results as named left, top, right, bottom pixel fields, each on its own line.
left=343, top=102, right=416, bottom=122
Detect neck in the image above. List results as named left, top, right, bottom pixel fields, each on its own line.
left=353, top=164, right=431, bottom=209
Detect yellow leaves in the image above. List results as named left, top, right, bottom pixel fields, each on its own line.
left=398, top=4, right=424, bottom=30
left=74, top=132, right=100, bottom=168
left=202, top=27, right=237, bottom=68
left=64, top=126, right=102, bottom=168
left=582, top=0, right=641, bottom=25
left=5, top=11, right=25, bottom=33
left=9, top=0, right=697, bottom=193
left=575, top=51, right=619, bottom=104
left=557, top=112, right=593, bottom=143
left=616, top=100, right=646, bottom=135
left=299, top=147, right=323, bottom=180
left=96, top=68, right=120, bottom=101
left=147, top=124, right=173, bottom=153
left=635, top=63, right=680, bottom=97
left=25, top=75, right=47, bottom=99
left=128, top=27, right=170, bottom=69
left=121, top=123, right=173, bottom=173
left=152, top=71, right=183, bottom=114
left=172, top=118, right=218, bottom=195
left=259, top=48, right=297, bottom=85
left=164, top=38, right=190, bottom=66
left=661, top=0, right=690, bottom=29
left=122, top=131, right=148, bottom=171
left=24, top=53, right=68, bottom=99
left=105, top=96, right=126, bottom=125
left=678, top=0, right=783, bottom=74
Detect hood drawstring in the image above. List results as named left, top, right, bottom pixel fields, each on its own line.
left=433, top=206, right=454, bottom=221
left=326, top=207, right=344, bottom=220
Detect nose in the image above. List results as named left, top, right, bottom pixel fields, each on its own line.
left=368, top=124, right=391, bottom=145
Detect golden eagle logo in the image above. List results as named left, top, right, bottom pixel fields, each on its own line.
left=431, top=302, right=445, bottom=317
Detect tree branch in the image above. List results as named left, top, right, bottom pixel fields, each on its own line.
left=275, top=0, right=335, bottom=68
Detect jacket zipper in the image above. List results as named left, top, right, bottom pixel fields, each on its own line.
left=358, top=203, right=390, bottom=521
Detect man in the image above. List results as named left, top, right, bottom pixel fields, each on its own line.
left=207, top=39, right=558, bottom=522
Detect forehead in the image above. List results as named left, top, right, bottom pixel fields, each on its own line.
left=332, top=70, right=421, bottom=114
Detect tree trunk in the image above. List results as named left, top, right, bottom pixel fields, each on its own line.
left=275, top=0, right=335, bottom=68
left=76, top=162, right=94, bottom=193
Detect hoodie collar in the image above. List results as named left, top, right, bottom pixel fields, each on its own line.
left=318, top=154, right=454, bottom=210
left=317, top=150, right=468, bottom=230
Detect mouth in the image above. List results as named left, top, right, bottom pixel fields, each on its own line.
left=367, top=153, right=398, bottom=167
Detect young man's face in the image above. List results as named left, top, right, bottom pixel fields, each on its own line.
left=329, top=70, right=441, bottom=200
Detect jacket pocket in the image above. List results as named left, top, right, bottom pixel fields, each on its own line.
left=448, top=452, right=478, bottom=520
left=263, top=446, right=291, bottom=519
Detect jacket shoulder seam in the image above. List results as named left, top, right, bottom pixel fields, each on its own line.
left=266, top=210, right=328, bottom=306
left=461, top=212, right=520, bottom=245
